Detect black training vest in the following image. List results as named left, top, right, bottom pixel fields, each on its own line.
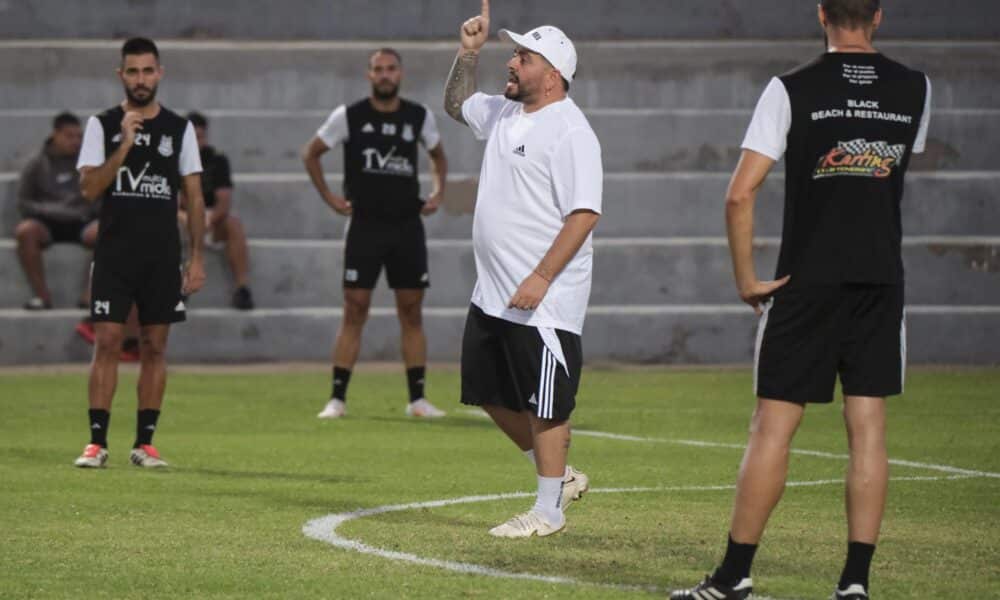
left=342, top=98, right=429, bottom=221
left=93, top=105, right=191, bottom=260
left=778, top=53, right=928, bottom=284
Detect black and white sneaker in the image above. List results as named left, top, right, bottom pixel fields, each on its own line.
left=832, top=583, right=869, bottom=599
left=671, top=575, right=753, bottom=600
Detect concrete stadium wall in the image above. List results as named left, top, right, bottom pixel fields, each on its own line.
left=2, top=0, right=998, bottom=40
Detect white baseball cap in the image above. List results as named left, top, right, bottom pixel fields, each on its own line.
left=499, top=25, right=578, bottom=82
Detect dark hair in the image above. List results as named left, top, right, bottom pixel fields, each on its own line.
left=121, top=37, right=160, bottom=62
left=52, top=111, right=80, bottom=130
left=369, top=47, right=402, bottom=68
left=821, top=0, right=881, bottom=29
left=187, top=111, right=208, bottom=129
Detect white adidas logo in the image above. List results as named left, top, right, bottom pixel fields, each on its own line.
left=362, top=122, right=375, bottom=133
left=175, top=300, right=186, bottom=312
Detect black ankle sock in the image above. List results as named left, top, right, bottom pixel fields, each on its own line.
left=332, top=367, right=351, bottom=402
left=406, top=366, right=426, bottom=403
left=838, top=541, right=875, bottom=591
left=88, top=409, right=110, bottom=448
left=134, top=409, right=161, bottom=448
left=713, top=534, right=758, bottom=586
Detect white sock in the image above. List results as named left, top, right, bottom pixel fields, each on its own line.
left=523, top=448, right=536, bottom=465
left=532, top=475, right=565, bottom=525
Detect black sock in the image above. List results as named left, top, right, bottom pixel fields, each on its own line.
left=406, top=366, right=426, bottom=403
left=713, top=534, right=758, bottom=586
left=88, top=409, right=110, bottom=448
left=838, top=541, right=875, bottom=591
left=332, top=367, right=352, bottom=402
left=134, top=409, right=160, bottom=448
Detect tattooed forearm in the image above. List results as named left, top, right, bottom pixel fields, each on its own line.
left=444, top=50, right=479, bottom=124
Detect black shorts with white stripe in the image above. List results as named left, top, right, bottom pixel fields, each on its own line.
left=460, top=304, right=582, bottom=421
left=754, top=283, right=905, bottom=404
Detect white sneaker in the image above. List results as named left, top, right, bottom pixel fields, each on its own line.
left=488, top=510, right=565, bottom=538
left=129, top=444, right=168, bottom=468
left=562, top=465, right=589, bottom=509
left=405, top=398, right=446, bottom=418
left=74, top=443, right=108, bottom=468
left=317, top=398, right=346, bottom=419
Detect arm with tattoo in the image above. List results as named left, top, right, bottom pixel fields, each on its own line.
left=444, top=50, right=480, bottom=124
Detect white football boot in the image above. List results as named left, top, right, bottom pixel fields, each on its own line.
left=129, top=444, right=169, bottom=468
left=74, top=444, right=108, bottom=468
left=405, top=398, right=446, bottom=418
left=317, top=398, right=347, bottom=419
left=488, top=510, right=566, bottom=538
left=561, top=465, right=589, bottom=509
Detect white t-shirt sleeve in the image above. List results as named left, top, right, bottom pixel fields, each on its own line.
left=316, top=105, right=349, bottom=148
left=741, top=77, right=792, bottom=161
left=551, top=128, right=603, bottom=217
left=77, top=116, right=106, bottom=170
left=179, top=121, right=203, bottom=176
left=461, top=92, right=507, bottom=141
left=420, top=105, right=442, bottom=149
left=913, top=75, right=932, bottom=154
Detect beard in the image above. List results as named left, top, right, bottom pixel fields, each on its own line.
left=372, top=81, right=399, bottom=101
left=503, top=73, right=526, bottom=102
left=124, top=83, right=157, bottom=107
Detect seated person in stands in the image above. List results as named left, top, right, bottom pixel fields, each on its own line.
left=14, top=112, right=98, bottom=310
left=178, top=112, right=254, bottom=310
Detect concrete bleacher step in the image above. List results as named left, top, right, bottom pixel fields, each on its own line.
left=2, top=306, right=997, bottom=365
left=6, top=172, right=996, bottom=241
left=4, top=41, right=998, bottom=111
left=2, top=109, right=997, bottom=174
left=3, top=238, right=996, bottom=310
left=3, top=0, right=997, bottom=40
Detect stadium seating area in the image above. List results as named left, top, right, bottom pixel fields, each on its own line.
left=1, top=0, right=997, bottom=364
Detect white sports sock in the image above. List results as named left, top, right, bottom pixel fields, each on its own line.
left=532, top=475, right=565, bottom=525
left=523, top=448, right=536, bottom=465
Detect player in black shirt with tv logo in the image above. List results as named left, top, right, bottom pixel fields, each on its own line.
left=74, top=38, right=208, bottom=470
left=302, top=48, right=449, bottom=420
left=672, top=2, right=931, bottom=600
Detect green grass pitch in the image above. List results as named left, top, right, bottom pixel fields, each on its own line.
left=1, top=367, right=997, bottom=599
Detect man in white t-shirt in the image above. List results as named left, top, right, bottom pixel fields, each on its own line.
left=444, top=0, right=603, bottom=538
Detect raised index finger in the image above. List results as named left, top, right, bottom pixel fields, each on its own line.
left=481, top=0, right=490, bottom=20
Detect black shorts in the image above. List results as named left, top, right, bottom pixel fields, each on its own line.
left=90, top=254, right=186, bottom=326
left=343, top=217, right=429, bottom=290
left=461, top=304, right=583, bottom=422
left=35, top=217, right=93, bottom=245
left=755, top=284, right=905, bottom=404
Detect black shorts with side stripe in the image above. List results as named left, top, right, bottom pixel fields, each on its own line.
left=754, top=283, right=905, bottom=404
left=460, top=304, right=582, bottom=422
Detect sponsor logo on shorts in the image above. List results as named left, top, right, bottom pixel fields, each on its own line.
left=345, top=269, right=359, bottom=282
left=813, top=138, right=906, bottom=180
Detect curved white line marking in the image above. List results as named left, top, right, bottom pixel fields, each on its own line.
left=302, top=475, right=971, bottom=596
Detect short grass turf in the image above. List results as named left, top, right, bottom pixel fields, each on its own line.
left=0, top=368, right=997, bottom=599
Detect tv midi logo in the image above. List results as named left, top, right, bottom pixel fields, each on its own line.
left=813, top=138, right=906, bottom=180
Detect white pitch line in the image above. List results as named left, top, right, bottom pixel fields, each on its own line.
left=567, top=427, right=1000, bottom=479
left=302, top=475, right=968, bottom=598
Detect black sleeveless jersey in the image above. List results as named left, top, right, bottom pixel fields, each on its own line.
left=342, top=98, right=429, bottom=221
left=91, top=105, right=196, bottom=260
left=777, top=53, right=928, bottom=284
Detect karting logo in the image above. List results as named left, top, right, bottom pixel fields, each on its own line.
left=813, top=138, right=907, bottom=180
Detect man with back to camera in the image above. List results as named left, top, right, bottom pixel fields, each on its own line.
left=444, top=0, right=601, bottom=537
left=74, top=37, right=208, bottom=469
left=14, top=112, right=98, bottom=310
left=302, top=48, right=449, bottom=420
left=671, top=2, right=930, bottom=598
left=179, top=111, right=254, bottom=310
